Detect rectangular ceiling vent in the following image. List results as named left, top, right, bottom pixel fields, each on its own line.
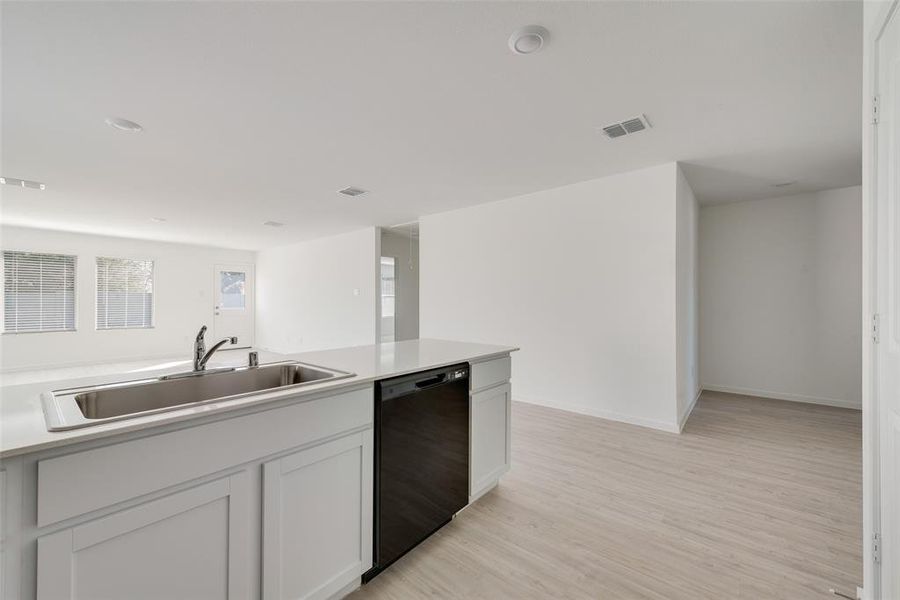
left=338, top=186, right=368, bottom=197
left=600, top=114, right=651, bottom=139
left=602, top=124, right=627, bottom=139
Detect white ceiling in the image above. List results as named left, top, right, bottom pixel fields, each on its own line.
left=1, top=1, right=862, bottom=250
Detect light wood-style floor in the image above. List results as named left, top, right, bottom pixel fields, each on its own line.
left=350, top=391, right=862, bottom=599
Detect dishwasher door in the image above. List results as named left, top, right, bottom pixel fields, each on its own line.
left=366, top=363, right=470, bottom=580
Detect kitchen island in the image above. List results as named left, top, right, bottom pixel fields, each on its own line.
left=0, top=339, right=516, bottom=600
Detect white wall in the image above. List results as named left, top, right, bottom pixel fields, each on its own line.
left=699, top=186, right=862, bottom=408
left=0, top=225, right=255, bottom=371
left=380, top=229, right=419, bottom=342
left=256, top=227, right=377, bottom=354
left=676, top=168, right=700, bottom=427
left=421, top=163, right=685, bottom=432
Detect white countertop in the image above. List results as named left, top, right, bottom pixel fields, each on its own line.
left=0, top=339, right=517, bottom=459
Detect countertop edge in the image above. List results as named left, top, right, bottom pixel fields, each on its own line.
left=0, top=345, right=517, bottom=459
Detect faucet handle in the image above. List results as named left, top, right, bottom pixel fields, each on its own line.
left=248, top=351, right=259, bottom=367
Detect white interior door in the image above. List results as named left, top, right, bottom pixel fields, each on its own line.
left=213, top=263, right=253, bottom=349
left=876, top=4, right=900, bottom=597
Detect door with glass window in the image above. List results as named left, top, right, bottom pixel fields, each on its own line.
left=213, top=264, right=253, bottom=349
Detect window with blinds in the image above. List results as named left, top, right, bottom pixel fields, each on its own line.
left=2, top=251, right=77, bottom=333
left=96, top=257, right=154, bottom=330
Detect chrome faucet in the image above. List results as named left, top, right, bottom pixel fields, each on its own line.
left=193, top=325, right=237, bottom=372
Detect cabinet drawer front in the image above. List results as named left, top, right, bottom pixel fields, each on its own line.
left=470, top=355, right=511, bottom=392
left=38, top=386, right=372, bottom=527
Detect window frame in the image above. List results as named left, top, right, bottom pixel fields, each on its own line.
left=94, top=255, right=157, bottom=331
left=1, top=250, right=79, bottom=335
left=218, top=269, right=248, bottom=311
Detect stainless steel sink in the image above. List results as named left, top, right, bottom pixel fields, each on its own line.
left=41, top=361, right=355, bottom=431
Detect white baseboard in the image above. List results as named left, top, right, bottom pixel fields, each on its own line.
left=467, top=480, right=499, bottom=505
left=678, top=388, right=702, bottom=432
left=514, top=396, right=680, bottom=434
left=701, top=383, right=861, bottom=410
left=334, top=577, right=362, bottom=600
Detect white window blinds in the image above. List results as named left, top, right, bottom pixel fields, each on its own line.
left=3, top=251, right=77, bottom=333
left=96, top=257, right=154, bottom=330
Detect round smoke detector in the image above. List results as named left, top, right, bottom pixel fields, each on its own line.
left=508, top=25, right=549, bottom=55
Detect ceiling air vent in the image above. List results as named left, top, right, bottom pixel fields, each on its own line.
left=338, top=186, right=368, bottom=197
left=602, top=124, right=627, bottom=139
left=600, top=114, right=652, bottom=139
left=622, top=118, right=647, bottom=134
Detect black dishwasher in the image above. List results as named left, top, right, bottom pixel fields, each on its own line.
left=363, top=363, right=470, bottom=582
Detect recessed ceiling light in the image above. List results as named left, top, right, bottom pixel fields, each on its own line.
left=1, top=176, right=45, bottom=190
left=105, top=117, right=143, bottom=133
left=508, top=25, right=549, bottom=55
left=338, top=186, right=368, bottom=197
left=263, top=221, right=284, bottom=227
left=150, top=217, right=167, bottom=223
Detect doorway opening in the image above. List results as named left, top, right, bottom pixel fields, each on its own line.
left=379, top=224, right=419, bottom=343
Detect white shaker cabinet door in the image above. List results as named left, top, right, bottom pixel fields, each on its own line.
left=470, top=382, right=511, bottom=499
left=262, top=430, right=373, bottom=600
left=36, top=472, right=251, bottom=600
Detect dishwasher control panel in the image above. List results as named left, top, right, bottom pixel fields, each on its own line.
left=450, top=367, right=468, bottom=381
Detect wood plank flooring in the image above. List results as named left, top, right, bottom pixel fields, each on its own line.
left=349, top=391, right=862, bottom=600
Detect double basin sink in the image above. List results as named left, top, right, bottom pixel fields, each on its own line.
left=42, top=361, right=355, bottom=431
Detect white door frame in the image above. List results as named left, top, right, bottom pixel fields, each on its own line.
left=374, top=228, right=383, bottom=345
left=864, top=2, right=899, bottom=598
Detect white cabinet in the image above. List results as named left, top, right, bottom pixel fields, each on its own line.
left=262, top=431, right=373, bottom=600
left=0, top=467, right=7, bottom=600
left=36, top=387, right=372, bottom=528
left=470, top=383, right=511, bottom=499
left=36, top=472, right=251, bottom=600
left=469, top=356, right=512, bottom=501
left=18, top=386, right=375, bottom=600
